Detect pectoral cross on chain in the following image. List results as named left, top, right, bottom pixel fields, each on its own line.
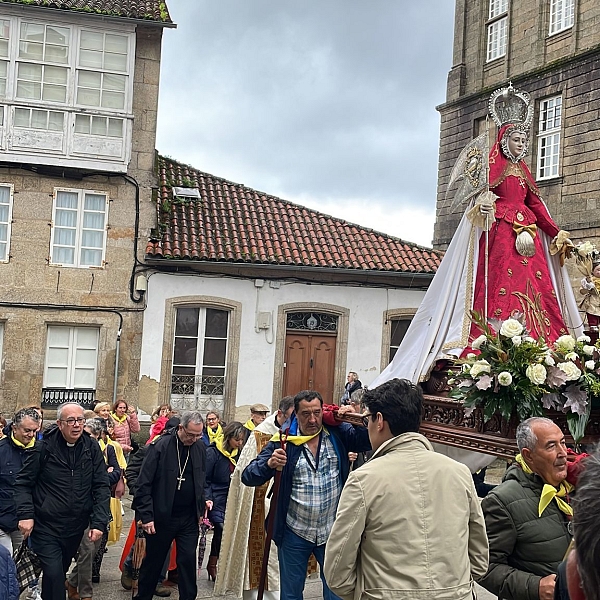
left=176, top=475, right=185, bottom=490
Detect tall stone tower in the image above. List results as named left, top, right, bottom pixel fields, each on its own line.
left=434, top=0, right=600, bottom=251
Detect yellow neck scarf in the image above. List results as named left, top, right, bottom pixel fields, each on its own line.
left=208, top=424, right=223, bottom=444
left=111, top=412, right=127, bottom=425
left=215, top=437, right=238, bottom=465
left=271, top=428, right=323, bottom=446
left=515, top=454, right=574, bottom=517
left=11, top=433, right=35, bottom=449
left=244, top=419, right=256, bottom=431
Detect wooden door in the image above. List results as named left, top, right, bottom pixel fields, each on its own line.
left=283, top=333, right=336, bottom=404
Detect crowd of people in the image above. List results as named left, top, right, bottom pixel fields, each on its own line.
left=0, top=384, right=599, bottom=600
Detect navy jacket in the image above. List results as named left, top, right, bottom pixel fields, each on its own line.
left=204, top=445, right=235, bottom=524
left=0, top=434, right=30, bottom=533
left=242, top=422, right=370, bottom=546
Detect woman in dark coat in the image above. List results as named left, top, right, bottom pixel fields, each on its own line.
left=204, top=421, right=246, bottom=581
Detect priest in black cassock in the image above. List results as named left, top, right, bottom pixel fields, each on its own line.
left=133, top=410, right=207, bottom=600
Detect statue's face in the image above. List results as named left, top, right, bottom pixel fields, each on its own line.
left=507, top=131, right=527, bottom=159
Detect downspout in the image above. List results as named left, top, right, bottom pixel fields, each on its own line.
left=113, top=324, right=122, bottom=407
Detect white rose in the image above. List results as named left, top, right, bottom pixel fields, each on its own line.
left=498, top=371, right=513, bottom=386
left=512, top=336, right=522, bottom=346
left=557, top=361, right=582, bottom=381
left=544, top=355, right=556, bottom=366
left=523, top=336, right=536, bottom=344
left=467, top=353, right=476, bottom=359
left=578, top=335, right=592, bottom=343
left=585, top=360, right=595, bottom=370
left=470, top=359, right=491, bottom=378
left=577, top=241, right=595, bottom=257
left=555, top=335, right=576, bottom=352
left=462, top=364, right=470, bottom=373
left=447, top=378, right=456, bottom=385
left=526, top=363, right=547, bottom=385
left=471, top=335, right=487, bottom=350
left=565, top=352, right=578, bottom=361
left=500, top=319, right=524, bottom=338
left=583, top=345, right=595, bottom=356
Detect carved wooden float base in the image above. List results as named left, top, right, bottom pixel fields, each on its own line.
left=420, top=394, right=600, bottom=461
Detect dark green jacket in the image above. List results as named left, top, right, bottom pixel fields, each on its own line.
left=478, top=463, right=572, bottom=600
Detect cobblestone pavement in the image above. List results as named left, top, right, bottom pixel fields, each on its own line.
left=86, top=492, right=497, bottom=600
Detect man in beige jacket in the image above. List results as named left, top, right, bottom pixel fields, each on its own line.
left=324, top=378, right=489, bottom=600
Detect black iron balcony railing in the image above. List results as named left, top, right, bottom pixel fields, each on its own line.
left=41, top=388, right=96, bottom=410
left=171, top=375, right=225, bottom=397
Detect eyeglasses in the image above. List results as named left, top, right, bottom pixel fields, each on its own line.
left=60, top=417, right=85, bottom=426
left=181, top=426, right=203, bottom=439
left=362, top=414, right=372, bottom=427
left=206, top=417, right=218, bottom=422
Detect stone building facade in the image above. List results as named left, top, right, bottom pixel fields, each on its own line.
left=0, top=1, right=173, bottom=414
left=435, top=0, right=600, bottom=250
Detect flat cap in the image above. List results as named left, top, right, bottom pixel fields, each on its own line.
left=250, top=403, right=270, bottom=413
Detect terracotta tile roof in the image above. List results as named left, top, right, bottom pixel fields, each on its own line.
left=146, top=155, right=442, bottom=274
left=0, top=0, right=173, bottom=24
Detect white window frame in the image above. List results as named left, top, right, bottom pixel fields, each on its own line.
left=486, top=0, right=508, bottom=62
left=0, top=183, right=14, bottom=263
left=549, top=0, right=575, bottom=35
left=0, top=11, right=135, bottom=171
left=49, top=187, right=109, bottom=269
left=171, top=307, right=230, bottom=405
left=44, top=325, right=99, bottom=390
left=537, top=95, right=562, bottom=180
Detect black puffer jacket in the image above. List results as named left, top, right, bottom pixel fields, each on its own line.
left=14, top=427, right=110, bottom=537
left=478, top=463, right=572, bottom=600
left=0, top=433, right=30, bottom=533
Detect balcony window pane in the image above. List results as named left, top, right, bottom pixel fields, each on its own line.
left=174, top=338, right=197, bottom=365
left=104, top=73, right=126, bottom=91
left=75, top=114, right=90, bottom=133
left=53, top=247, right=74, bottom=265
left=101, top=91, right=124, bottom=109
left=14, top=108, right=29, bottom=127
left=84, top=194, right=106, bottom=211
left=53, top=227, right=76, bottom=245
left=107, top=118, right=123, bottom=137
left=46, top=25, right=69, bottom=46
left=203, top=339, right=227, bottom=366
left=48, top=111, right=64, bottom=131
left=80, top=31, right=103, bottom=51
left=20, top=22, right=44, bottom=43
left=79, top=70, right=101, bottom=87
left=105, top=34, right=128, bottom=54
left=79, top=49, right=102, bottom=69
left=81, top=230, right=103, bottom=248
left=18, top=62, right=42, bottom=81
left=104, top=52, right=127, bottom=72
left=44, top=44, right=68, bottom=64
left=91, top=116, right=107, bottom=136
left=42, top=84, right=66, bottom=103
left=44, top=65, right=67, bottom=84
left=205, top=309, right=228, bottom=338
left=31, top=110, right=47, bottom=129
left=0, top=40, right=7, bottom=59
left=19, top=41, right=43, bottom=60
left=77, top=88, right=100, bottom=106
left=80, top=248, right=102, bottom=266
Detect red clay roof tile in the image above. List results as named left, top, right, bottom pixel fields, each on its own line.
left=145, top=155, right=443, bottom=274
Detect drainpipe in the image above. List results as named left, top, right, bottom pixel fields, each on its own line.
left=113, top=325, right=122, bottom=407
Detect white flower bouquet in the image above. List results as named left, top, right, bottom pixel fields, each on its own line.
left=449, top=312, right=600, bottom=441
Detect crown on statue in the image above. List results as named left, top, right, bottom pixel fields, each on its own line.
left=488, top=83, right=534, bottom=130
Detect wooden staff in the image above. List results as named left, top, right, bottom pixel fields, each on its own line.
left=257, top=428, right=288, bottom=600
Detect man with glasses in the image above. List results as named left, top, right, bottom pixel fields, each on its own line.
left=15, top=402, right=110, bottom=600
left=133, top=410, right=207, bottom=600
left=324, top=379, right=488, bottom=600
left=242, top=390, right=370, bottom=600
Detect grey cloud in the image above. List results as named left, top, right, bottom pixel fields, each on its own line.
left=157, top=1, right=455, bottom=220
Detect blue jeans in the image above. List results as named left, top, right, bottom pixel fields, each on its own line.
left=277, top=526, right=340, bottom=600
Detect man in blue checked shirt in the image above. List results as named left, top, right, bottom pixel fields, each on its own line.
left=242, top=390, right=370, bottom=600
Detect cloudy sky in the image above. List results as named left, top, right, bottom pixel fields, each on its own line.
left=155, top=1, right=456, bottom=247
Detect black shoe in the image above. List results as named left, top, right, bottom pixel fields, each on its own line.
left=91, top=575, right=100, bottom=584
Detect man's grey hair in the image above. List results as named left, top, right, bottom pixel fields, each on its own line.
left=516, top=417, right=555, bottom=452
left=573, top=452, right=600, bottom=600
left=278, top=395, right=295, bottom=414
left=56, top=402, right=84, bottom=421
left=13, top=407, right=42, bottom=426
left=350, top=388, right=365, bottom=405
left=180, top=410, right=204, bottom=428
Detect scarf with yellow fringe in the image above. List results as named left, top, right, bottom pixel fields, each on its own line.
left=11, top=433, right=35, bottom=449
left=515, top=454, right=573, bottom=517
left=270, top=416, right=324, bottom=446
left=111, top=412, right=127, bottom=425
left=208, top=424, right=223, bottom=444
